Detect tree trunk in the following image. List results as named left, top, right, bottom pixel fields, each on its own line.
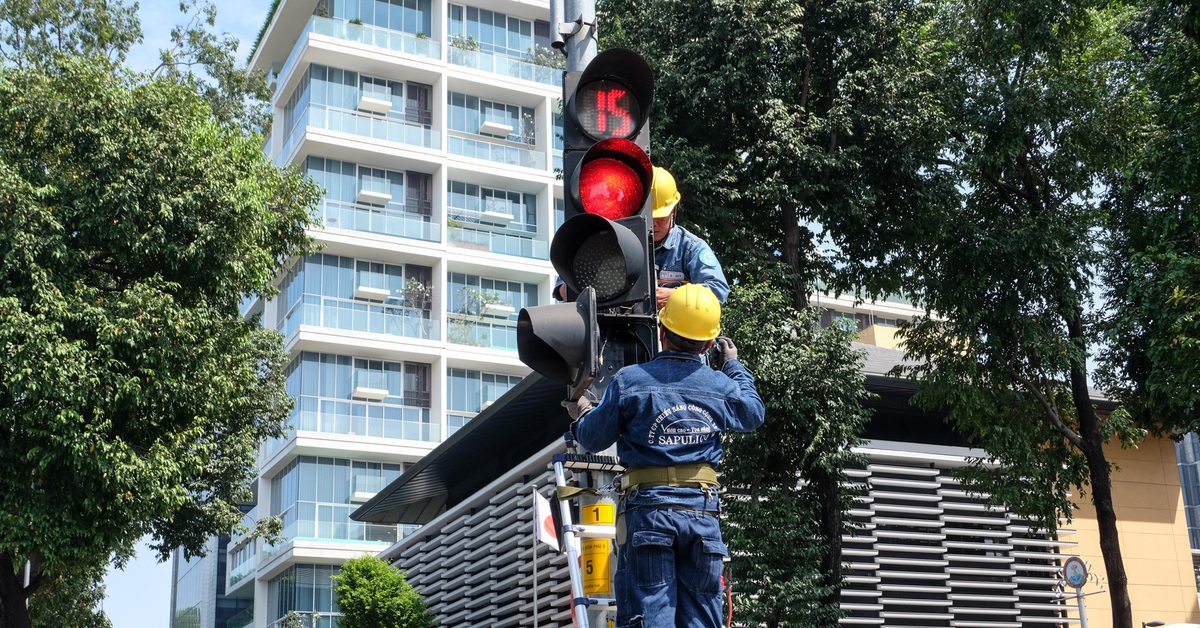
left=812, top=466, right=843, bottom=617
left=781, top=203, right=809, bottom=310
left=0, top=552, right=34, bottom=628
left=1068, top=314, right=1132, bottom=628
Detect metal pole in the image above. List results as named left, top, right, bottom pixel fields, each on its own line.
left=562, top=0, right=597, bottom=71
left=532, top=487, right=540, bottom=628
left=1076, top=587, right=1088, bottom=628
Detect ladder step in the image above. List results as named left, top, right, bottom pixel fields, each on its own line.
left=554, top=453, right=623, bottom=471
left=564, top=524, right=616, bottom=539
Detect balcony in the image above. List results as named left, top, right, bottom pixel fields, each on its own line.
left=448, top=133, right=545, bottom=170
left=292, top=394, right=438, bottom=441
left=350, top=474, right=387, bottom=503
left=226, top=551, right=257, bottom=590
left=447, top=46, right=562, bottom=87
left=280, top=103, right=440, bottom=165
left=446, top=313, right=518, bottom=351
left=276, top=16, right=439, bottom=93
left=229, top=506, right=259, bottom=547
left=279, top=501, right=408, bottom=545
left=267, top=611, right=341, bottom=628
left=227, top=607, right=254, bottom=628
left=280, top=294, right=438, bottom=342
left=446, top=207, right=548, bottom=260
left=317, top=198, right=438, bottom=242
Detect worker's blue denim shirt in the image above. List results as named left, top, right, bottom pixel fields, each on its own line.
left=653, top=225, right=730, bottom=303
left=574, top=350, right=765, bottom=510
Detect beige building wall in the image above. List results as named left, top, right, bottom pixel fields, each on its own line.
left=1063, top=435, right=1199, bottom=627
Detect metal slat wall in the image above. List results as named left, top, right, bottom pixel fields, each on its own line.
left=389, top=445, right=1078, bottom=627
left=395, top=468, right=575, bottom=627
left=841, top=458, right=1077, bottom=628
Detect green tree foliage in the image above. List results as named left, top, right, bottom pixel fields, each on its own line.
left=0, top=0, right=139, bottom=67
left=844, top=1, right=1149, bottom=624
left=153, top=0, right=273, bottom=134
left=719, top=283, right=872, bottom=626
left=332, top=555, right=434, bottom=628
left=1100, top=0, right=1200, bottom=430
left=601, top=0, right=953, bottom=308
left=0, top=51, right=318, bottom=628
left=27, top=565, right=110, bottom=628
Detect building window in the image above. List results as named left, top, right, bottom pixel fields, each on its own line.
left=447, top=181, right=537, bottom=232
left=448, top=4, right=550, bottom=59
left=283, top=352, right=435, bottom=442
left=268, top=563, right=340, bottom=627
left=319, top=0, right=432, bottom=36
left=446, top=273, right=537, bottom=349
left=447, top=368, right=522, bottom=433
left=269, top=457, right=408, bottom=547
left=448, top=92, right=536, bottom=145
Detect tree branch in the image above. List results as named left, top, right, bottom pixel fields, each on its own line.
left=1009, top=368, right=1085, bottom=449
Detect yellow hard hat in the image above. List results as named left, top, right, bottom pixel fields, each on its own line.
left=652, top=166, right=681, bottom=218
left=659, top=284, right=721, bottom=341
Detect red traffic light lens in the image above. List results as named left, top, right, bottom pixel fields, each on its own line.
left=579, top=157, right=644, bottom=220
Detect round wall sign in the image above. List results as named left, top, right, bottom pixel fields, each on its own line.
left=1063, top=556, right=1088, bottom=589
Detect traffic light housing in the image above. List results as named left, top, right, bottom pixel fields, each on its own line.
left=518, top=48, right=659, bottom=403
left=517, top=288, right=599, bottom=401
left=557, top=49, right=655, bottom=311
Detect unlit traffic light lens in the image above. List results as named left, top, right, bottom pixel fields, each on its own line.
left=573, top=231, right=631, bottom=301
left=579, top=157, right=644, bottom=220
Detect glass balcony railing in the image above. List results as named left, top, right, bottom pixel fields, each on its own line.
left=280, top=103, right=440, bottom=164
left=446, top=206, right=548, bottom=259
left=279, top=503, right=405, bottom=545
left=229, top=506, right=259, bottom=547
left=227, top=607, right=254, bottom=628
left=448, top=134, right=546, bottom=170
left=267, top=611, right=341, bottom=628
left=446, top=313, right=518, bottom=351
left=312, top=16, right=440, bottom=60
left=292, top=394, right=438, bottom=442
left=279, top=294, right=438, bottom=342
left=447, top=46, right=562, bottom=87
left=226, top=552, right=257, bottom=589
left=318, top=198, right=438, bottom=242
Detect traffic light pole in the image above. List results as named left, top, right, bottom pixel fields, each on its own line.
left=559, top=0, right=597, bottom=71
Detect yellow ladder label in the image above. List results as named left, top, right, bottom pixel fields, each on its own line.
left=581, top=503, right=615, bottom=595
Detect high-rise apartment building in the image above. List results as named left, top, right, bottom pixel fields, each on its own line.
left=170, top=0, right=562, bottom=625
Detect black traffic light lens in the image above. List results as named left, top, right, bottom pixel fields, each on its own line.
left=574, top=231, right=632, bottom=301
left=575, top=79, right=643, bottom=141
left=579, top=156, right=644, bottom=220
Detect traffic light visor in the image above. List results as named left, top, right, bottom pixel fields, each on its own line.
left=571, top=138, right=653, bottom=221
left=551, top=214, right=645, bottom=305
left=517, top=288, right=598, bottom=390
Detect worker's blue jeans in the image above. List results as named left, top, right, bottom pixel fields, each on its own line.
left=614, top=502, right=727, bottom=628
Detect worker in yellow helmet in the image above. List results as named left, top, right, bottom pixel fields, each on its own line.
left=565, top=284, right=765, bottom=628
left=650, top=166, right=729, bottom=308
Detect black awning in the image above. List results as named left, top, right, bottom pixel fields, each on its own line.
left=352, top=373, right=571, bottom=525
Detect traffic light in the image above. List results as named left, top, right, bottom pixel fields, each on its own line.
left=556, top=48, right=655, bottom=311
left=518, top=48, right=657, bottom=402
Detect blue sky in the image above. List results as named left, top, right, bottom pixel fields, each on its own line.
left=102, top=2, right=269, bottom=626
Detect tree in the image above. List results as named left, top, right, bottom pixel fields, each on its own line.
left=332, top=555, right=434, bottom=628
left=0, top=53, right=318, bottom=628
left=1100, top=0, right=1200, bottom=430
left=822, top=0, right=1152, bottom=625
left=719, top=282, right=873, bottom=627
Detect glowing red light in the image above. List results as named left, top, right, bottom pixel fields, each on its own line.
left=579, top=157, right=644, bottom=220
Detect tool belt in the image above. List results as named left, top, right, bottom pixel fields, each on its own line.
left=617, top=464, right=719, bottom=492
